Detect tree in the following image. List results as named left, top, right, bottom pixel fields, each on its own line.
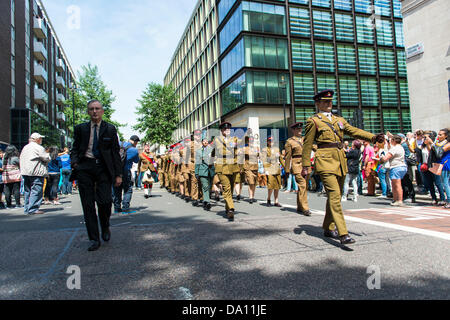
left=133, top=83, right=179, bottom=146
left=63, top=63, right=124, bottom=140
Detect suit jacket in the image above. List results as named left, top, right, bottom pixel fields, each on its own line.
left=195, top=146, right=215, bottom=177
left=70, top=121, right=122, bottom=182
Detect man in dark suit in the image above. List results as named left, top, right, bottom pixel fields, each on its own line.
left=70, top=100, right=122, bottom=251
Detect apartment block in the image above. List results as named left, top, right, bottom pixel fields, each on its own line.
left=0, top=0, right=75, bottom=150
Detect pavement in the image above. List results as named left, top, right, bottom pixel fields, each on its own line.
left=0, top=183, right=449, bottom=300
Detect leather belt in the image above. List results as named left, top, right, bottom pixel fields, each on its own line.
left=292, top=155, right=302, bottom=159
left=82, top=157, right=102, bottom=164
left=318, top=142, right=344, bottom=149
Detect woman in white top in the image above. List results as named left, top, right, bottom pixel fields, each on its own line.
left=378, top=135, right=407, bottom=206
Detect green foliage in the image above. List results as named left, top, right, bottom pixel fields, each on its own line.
left=133, top=83, right=179, bottom=146
left=63, top=63, right=124, bottom=139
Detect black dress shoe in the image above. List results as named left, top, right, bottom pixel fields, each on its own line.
left=204, top=203, right=211, bottom=211
left=324, top=229, right=339, bottom=239
left=192, top=200, right=199, bottom=207
left=102, top=229, right=111, bottom=242
left=267, top=200, right=271, bottom=206
left=227, top=209, right=235, bottom=221
left=88, top=241, right=101, bottom=251
left=340, top=234, right=356, bottom=245
left=274, top=203, right=282, bottom=207
left=297, top=209, right=311, bottom=216
left=236, top=195, right=241, bottom=201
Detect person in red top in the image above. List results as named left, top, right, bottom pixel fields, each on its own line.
left=362, top=141, right=376, bottom=196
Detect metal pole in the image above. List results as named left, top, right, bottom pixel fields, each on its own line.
left=283, top=102, right=287, bottom=141
left=72, top=88, right=75, bottom=137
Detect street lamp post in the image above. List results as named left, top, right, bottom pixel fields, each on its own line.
left=70, top=83, right=78, bottom=138
left=279, top=75, right=287, bottom=141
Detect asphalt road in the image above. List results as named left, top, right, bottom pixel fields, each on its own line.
left=0, top=183, right=449, bottom=300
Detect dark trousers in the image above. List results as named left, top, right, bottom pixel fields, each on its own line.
left=402, top=172, right=415, bottom=200
left=77, top=159, right=113, bottom=242
left=4, top=182, right=20, bottom=207
left=45, top=173, right=61, bottom=201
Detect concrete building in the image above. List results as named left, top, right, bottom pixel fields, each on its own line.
left=0, top=0, right=76, bottom=150
left=400, top=0, right=450, bottom=131
left=166, top=0, right=412, bottom=143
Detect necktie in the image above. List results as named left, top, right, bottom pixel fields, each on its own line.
left=93, top=124, right=100, bottom=159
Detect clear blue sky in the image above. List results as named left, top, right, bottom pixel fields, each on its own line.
left=43, top=0, right=197, bottom=140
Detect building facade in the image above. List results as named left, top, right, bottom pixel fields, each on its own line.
left=0, top=0, right=75, bottom=150
left=400, top=0, right=450, bottom=131
left=166, top=0, right=412, bottom=142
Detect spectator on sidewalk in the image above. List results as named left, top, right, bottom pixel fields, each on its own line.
left=0, top=149, right=4, bottom=209
left=113, top=136, right=140, bottom=213
left=60, top=148, right=72, bottom=195
left=2, top=145, right=22, bottom=209
left=362, top=141, right=376, bottom=196
left=417, top=131, right=446, bottom=206
left=138, top=143, right=156, bottom=199
left=437, top=128, right=450, bottom=209
left=379, top=135, right=407, bottom=207
left=399, top=134, right=416, bottom=203
left=375, top=136, right=390, bottom=199
left=342, top=140, right=362, bottom=202
left=20, top=133, right=51, bottom=215
left=44, top=147, right=62, bottom=205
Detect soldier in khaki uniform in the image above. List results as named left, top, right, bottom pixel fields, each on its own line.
left=180, top=138, right=191, bottom=200
left=189, top=130, right=202, bottom=206
left=301, top=89, right=383, bottom=245
left=168, top=148, right=176, bottom=193
left=212, top=122, right=240, bottom=221
left=261, top=137, right=283, bottom=207
left=243, top=136, right=259, bottom=204
left=285, top=122, right=311, bottom=216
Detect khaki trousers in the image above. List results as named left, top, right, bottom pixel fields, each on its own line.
left=218, top=173, right=237, bottom=211
left=294, top=173, right=309, bottom=211
left=320, top=173, right=348, bottom=236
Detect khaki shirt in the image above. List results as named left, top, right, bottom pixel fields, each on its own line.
left=212, top=135, right=240, bottom=175
left=284, top=136, right=304, bottom=175
left=302, top=113, right=375, bottom=176
left=261, top=146, right=282, bottom=175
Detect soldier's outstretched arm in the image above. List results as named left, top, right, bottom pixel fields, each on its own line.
left=343, top=119, right=375, bottom=142
left=284, top=140, right=292, bottom=174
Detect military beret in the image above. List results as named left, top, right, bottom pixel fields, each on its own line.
left=193, top=129, right=202, bottom=135
left=219, top=122, right=232, bottom=130
left=313, top=89, right=334, bottom=101
left=290, top=122, right=304, bottom=129
left=184, top=137, right=191, bottom=142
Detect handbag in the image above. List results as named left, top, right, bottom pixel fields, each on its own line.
left=141, top=170, right=154, bottom=184
left=406, top=153, right=418, bottom=166
left=429, top=162, right=444, bottom=176
left=2, top=164, right=21, bottom=183
left=420, top=163, right=428, bottom=172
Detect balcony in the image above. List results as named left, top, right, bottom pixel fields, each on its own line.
left=34, top=88, right=48, bottom=104
left=33, top=17, right=47, bottom=39
left=33, top=64, right=48, bottom=83
left=56, top=76, right=65, bottom=88
left=55, top=59, right=64, bottom=72
left=33, top=41, right=47, bottom=61
left=57, top=112, right=66, bottom=123
left=56, top=93, right=65, bottom=105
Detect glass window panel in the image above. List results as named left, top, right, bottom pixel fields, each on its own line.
left=355, top=0, right=372, bottom=14
left=401, top=109, right=412, bottom=132
left=339, top=76, right=359, bottom=106
left=397, top=50, right=407, bottom=77
left=295, top=107, right=316, bottom=124
left=289, top=7, right=310, bottom=37
left=251, top=36, right=265, bottom=66
left=267, top=73, right=279, bottom=103
left=380, top=78, right=398, bottom=106
left=221, top=73, right=246, bottom=114
left=334, top=0, right=352, bottom=11
left=399, top=79, right=410, bottom=106
left=313, top=10, right=333, bottom=40
left=358, top=47, right=377, bottom=75
left=374, top=0, right=391, bottom=17
left=376, top=20, right=393, bottom=46
left=335, top=13, right=354, bottom=42
left=356, top=16, right=374, bottom=44
left=383, top=109, right=401, bottom=133
left=395, top=22, right=405, bottom=47
left=378, top=48, right=396, bottom=76
left=292, top=40, right=313, bottom=70
left=362, top=109, right=382, bottom=133
left=393, top=0, right=403, bottom=18
left=276, top=39, right=288, bottom=69
left=293, top=73, right=314, bottom=104
left=312, top=0, right=331, bottom=8
left=315, top=42, right=335, bottom=72
left=337, top=44, right=356, bottom=73
left=264, top=38, right=277, bottom=68
left=254, top=71, right=267, bottom=103
left=289, top=0, right=308, bottom=4
left=360, top=77, right=379, bottom=106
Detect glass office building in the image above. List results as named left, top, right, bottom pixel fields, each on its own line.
left=165, top=0, right=411, bottom=141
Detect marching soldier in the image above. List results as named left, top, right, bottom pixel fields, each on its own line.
left=261, top=137, right=283, bottom=207
left=195, top=136, right=215, bottom=211
left=189, top=130, right=202, bottom=206
left=301, top=89, right=384, bottom=245
left=285, top=122, right=311, bottom=216
left=243, top=136, right=259, bottom=204
left=180, top=138, right=191, bottom=201
left=212, top=122, right=240, bottom=221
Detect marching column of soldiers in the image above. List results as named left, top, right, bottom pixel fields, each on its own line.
left=155, top=89, right=385, bottom=245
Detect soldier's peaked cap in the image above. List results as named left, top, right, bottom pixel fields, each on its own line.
left=219, top=122, right=232, bottom=129
left=313, top=89, right=334, bottom=101
left=290, top=122, right=304, bottom=129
